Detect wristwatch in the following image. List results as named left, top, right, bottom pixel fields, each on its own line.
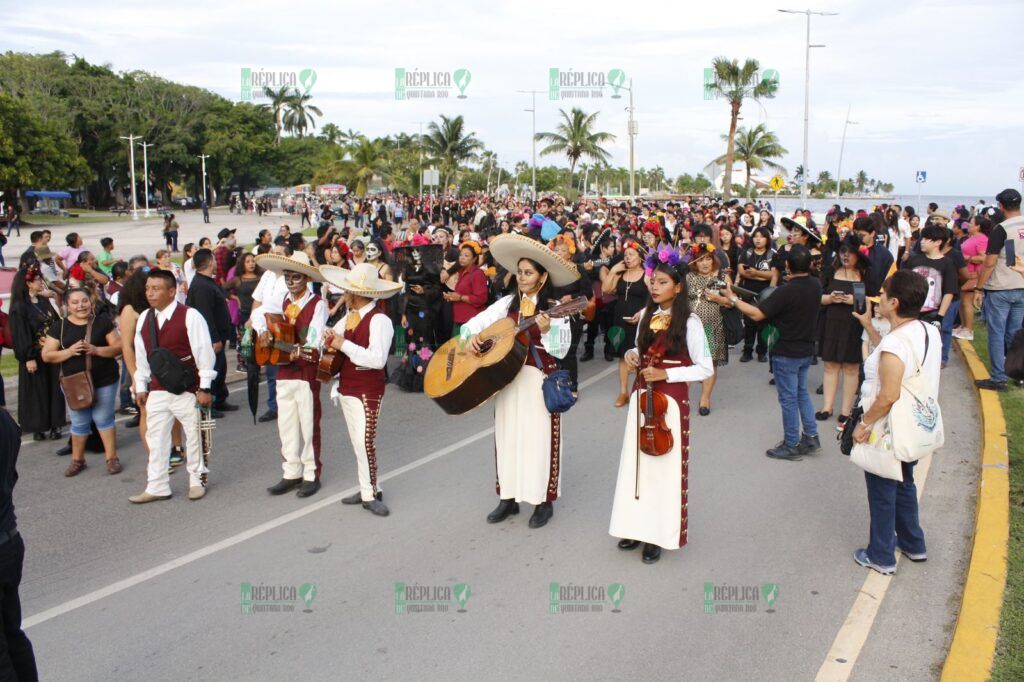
left=730, top=296, right=740, bottom=306
left=198, top=388, right=212, bottom=394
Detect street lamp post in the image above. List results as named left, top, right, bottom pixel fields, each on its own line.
left=138, top=141, right=153, bottom=217
left=835, top=104, right=859, bottom=199
left=119, top=133, right=140, bottom=220
left=416, top=121, right=427, bottom=197
left=197, top=154, right=210, bottom=204
left=779, top=8, right=838, bottom=208
left=516, top=90, right=541, bottom=201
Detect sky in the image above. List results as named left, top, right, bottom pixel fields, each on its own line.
left=5, top=0, right=1024, bottom=196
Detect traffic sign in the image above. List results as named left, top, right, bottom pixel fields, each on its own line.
left=915, top=171, right=927, bottom=183
left=769, top=175, right=785, bottom=192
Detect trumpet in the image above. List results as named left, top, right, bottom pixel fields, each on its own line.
left=196, top=405, right=215, bottom=487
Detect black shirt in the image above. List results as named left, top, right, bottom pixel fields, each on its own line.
left=186, top=273, right=233, bottom=344
left=905, top=253, right=960, bottom=309
left=738, top=247, right=775, bottom=292
left=0, top=408, right=20, bottom=534
left=47, top=315, right=120, bottom=388
left=756, top=275, right=822, bottom=358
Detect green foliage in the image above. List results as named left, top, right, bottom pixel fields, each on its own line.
left=0, top=91, right=90, bottom=196
left=423, top=115, right=483, bottom=190
left=535, top=108, right=615, bottom=196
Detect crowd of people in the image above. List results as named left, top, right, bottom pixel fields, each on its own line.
left=0, top=187, right=1021, bottom=568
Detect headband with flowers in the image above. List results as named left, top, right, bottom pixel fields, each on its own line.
left=548, top=233, right=577, bottom=255
left=621, top=238, right=644, bottom=254
left=460, top=240, right=483, bottom=256
left=687, top=242, right=716, bottom=266
left=643, top=246, right=682, bottom=277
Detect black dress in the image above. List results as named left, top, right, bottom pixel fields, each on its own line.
left=820, top=278, right=863, bottom=364
left=392, top=266, right=441, bottom=392
left=612, top=273, right=648, bottom=357
left=10, top=299, right=65, bottom=433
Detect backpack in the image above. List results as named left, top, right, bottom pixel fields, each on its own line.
left=146, top=309, right=196, bottom=394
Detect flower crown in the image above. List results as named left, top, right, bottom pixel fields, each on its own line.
left=548, top=233, right=577, bottom=255
left=460, top=240, right=482, bottom=255
left=644, top=246, right=682, bottom=277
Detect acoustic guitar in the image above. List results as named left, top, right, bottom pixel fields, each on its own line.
left=253, top=313, right=318, bottom=366
left=424, top=296, right=587, bottom=415
left=317, top=348, right=343, bottom=382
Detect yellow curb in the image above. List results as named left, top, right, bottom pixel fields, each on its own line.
left=941, top=339, right=1010, bottom=681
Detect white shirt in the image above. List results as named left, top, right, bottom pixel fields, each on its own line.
left=460, top=294, right=571, bottom=359
left=133, top=300, right=217, bottom=393
left=625, top=311, right=715, bottom=383
left=183, top=258, right=196, bottom=287
left=250, top=289, right=328, bottom=353
left=861, top=320, right=941, bottom=402
left=330, top=300, right=394, bottom=369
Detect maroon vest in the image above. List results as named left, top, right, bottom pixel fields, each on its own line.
left=507, top=307, right=557, bottom=375
left=278, top=293, right=321, bottom=384
left=339, top=305, right=387, bottom=399
left=634, top=329, right=693, bottom=406
left=141, top=304, right=199, bottom=394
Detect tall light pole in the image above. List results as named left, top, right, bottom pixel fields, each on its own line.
left=835, top=105, right=858, bottom=199
left=119, top=133, right=140, bottom=220
left=516, top=89, right=541, bottom=201
left=416, top=121, right=427, bottom=197
left=197, top=154, right=210, bottom=204
left=626, top=79, right=638, bottom=202
left=779, top=8, right=837, bottom=208
left=138, top=141, right=153, bottom=217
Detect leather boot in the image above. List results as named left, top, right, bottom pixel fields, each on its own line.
left=486, top=499, right=519, bottom=523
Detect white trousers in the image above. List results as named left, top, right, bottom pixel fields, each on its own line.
left=277, top=379, right=317, bottom=481
left=339, top=395, right=382, bottom=501
left=144, top=391, right=207, bottom=496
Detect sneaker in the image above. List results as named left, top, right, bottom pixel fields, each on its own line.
left=169, top=447, right=185, bottom=467
left=119, top=405, right=139, bottom=416
left=757, top=353, right=768, bottom=363
left=740, top=350, right=753, bottom=363
left=766, top=442, right=803, bottom=460
left=853, top=548, right=896, bottom=575
left=952, top=328, right=973, bottom=340
left=797, top=434, right=822, bottom=455
left=897, top=546, right=927, bottom=562
left=975, top=378, right=1007, bottom=392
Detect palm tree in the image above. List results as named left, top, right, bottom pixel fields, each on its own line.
left=715, top=124, right=788, bottom=199
left=319, top=123, right=342, bottom=145
left=283, top=91, right=322, bottom=137
left=261, top=85, right=293, bottom=145
left=794, top=164, right=806, bottom=184
left=348, top=136, right=390, bottom=197
left=704, top=57, right=779, bottom=200
left=855, top=170, right=868, bottom=193
left=339, top=128, right=361, bottom=148
left=650, top=166, right=666, bottom=192
left=423, top=114, right=484, bottom=191
left=479, top=150, right=498, bottom=193
left=535, top=108, right=616, bottom=196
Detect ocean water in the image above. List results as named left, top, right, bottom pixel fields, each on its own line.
left=767, top=194, right=997, bottom=216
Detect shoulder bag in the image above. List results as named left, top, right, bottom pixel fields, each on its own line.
left=59, top=316, right=95, bottom=410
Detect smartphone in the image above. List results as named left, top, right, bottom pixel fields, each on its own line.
left=1006, top=239, right=1016, bottom=267
left=851, top=282, right=866, bottom=314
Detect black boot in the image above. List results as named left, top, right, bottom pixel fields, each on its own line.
left=296, top=480, right=321, bottom=498
left=487, top=499, right=519, bottom=523
left=580, top=347, right=594, bottom=362
left=740, top=349, right=753, bottom=363
left=528, top=501, right=554, bottom=528
left=604, top=346, right=615, bottom=362
left=267, top=478, right=302, bottom=495
left=642, top=543, right=662, bottom=564
left=617, top=539, right=641, bottom=551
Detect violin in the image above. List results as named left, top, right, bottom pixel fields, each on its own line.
left=637, top=344, right=673, bottom=457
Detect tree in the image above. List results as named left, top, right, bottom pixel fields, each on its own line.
left=715, top=123, right=788, bottom=199
left=794, top=164, right=806, bottom=183
left=855, top=170, right=868, bottom=193
left=535, top=107, right=615, bottom=197
left=423, top=114, right=483, bottom=190
left=261, top=86, right=292, bottom=145
left=479, top=150, right=498, bottom=193
left=704, top=57, right=778, bottom=200
left=283, top=91, right=322, bottom=138
left=319, top=123, right=342, bottom=145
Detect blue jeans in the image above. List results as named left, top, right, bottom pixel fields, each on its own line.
left=266, top=364, right=278, bottom=412
left=771, top=354, right=817, bottom=446
left=982, top=288, right=1024, bottom=382
left=940, top=299, right=961, bottom=365
left=66, top=382, right=117, bottom=436
left=865, top=461, right=926, bottom=567
left=118, top=359, right=133, bottom=408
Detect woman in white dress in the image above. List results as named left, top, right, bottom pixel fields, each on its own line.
left=609, top=253, right=714, bottom=564
left=462, top=234, right=579, bottom=529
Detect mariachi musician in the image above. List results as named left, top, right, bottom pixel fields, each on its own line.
left=252, top=252, right=328, bottom=499
left=461, top=234, right=579, bottom=529
left=608, top=250, right=713, bottom=564
left=320, top=263, right=403, bottom=517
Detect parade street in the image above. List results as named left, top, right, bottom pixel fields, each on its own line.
left=17, top=337, right=978, bottom=680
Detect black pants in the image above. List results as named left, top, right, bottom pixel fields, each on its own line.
left=743, top=317, right=767, bottom=355
left=212, top=348, right=229, bottom=408
left=561, top=318, right=583, bottom=391
left=0, top=535, right=37, bottom=681
left=584, top=306, right=614, bottom=350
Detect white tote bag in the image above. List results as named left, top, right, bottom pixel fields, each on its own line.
left=888, top=324, right=944, bottom=463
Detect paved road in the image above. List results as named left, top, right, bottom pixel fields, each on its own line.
left=16, top=340, right=978, bottom=680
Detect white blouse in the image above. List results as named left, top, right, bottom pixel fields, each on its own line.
left=461, top=294, right=570, bottom=359
left=625, top=311, right=715, bottom=383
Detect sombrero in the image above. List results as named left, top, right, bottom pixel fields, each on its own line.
left=487, top=233, right=580, bottom=287
left=780, top=215, right=822, bottom=243
left=320, top=263, right=402, bottom=300
left=255, top=251, right=323, bottom=282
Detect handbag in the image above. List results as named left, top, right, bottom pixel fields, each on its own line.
left=59, top=316, right=95, bottom=410
left=530, top=344, right=576, bottom=414
left=722, top=305, right=744, bottom=346
left=887, top=322, right=944, bottom=462
left=837, top=405, right=863, bottom=456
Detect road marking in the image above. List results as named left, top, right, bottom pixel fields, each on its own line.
left=814, top=453, right=933, bottom=681
left=22, top=364, right=617, bottom=629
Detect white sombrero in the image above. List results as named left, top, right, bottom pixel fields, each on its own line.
left=487, top=233, right=580, bottom=287
left=320, top=263, right=403, bottom=300
left=255, top=252, right=323, bottom=282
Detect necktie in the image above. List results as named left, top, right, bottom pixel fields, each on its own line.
left=649, top=313, right=672, bottom=332
left=520, top=297, right=536, bottom=317
left=344, top=311, right=362, bottom=332
left=285, top=302, right=301, bottom=325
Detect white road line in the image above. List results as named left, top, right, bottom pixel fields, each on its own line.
left=22, top=364, right=617, bottom=629
left=813, top=452, right=935, bottom=681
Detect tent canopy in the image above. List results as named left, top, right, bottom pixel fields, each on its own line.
left=26, top=191, right=72, bottom=199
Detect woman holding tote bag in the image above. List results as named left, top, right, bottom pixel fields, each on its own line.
left=850, top=270, right=942, bottom=575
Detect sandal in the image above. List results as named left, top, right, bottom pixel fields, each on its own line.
left=106, top=458, right=123, bottom=475
left=64, top=459, right=87, bottom=477
left=614, top=393, right=629, bottom=407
